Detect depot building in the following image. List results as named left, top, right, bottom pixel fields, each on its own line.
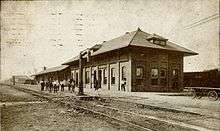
left=34, top=65, right=71, bottom=83
left=62, top=28, right=197, bottom=92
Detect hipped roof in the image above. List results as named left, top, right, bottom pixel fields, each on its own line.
left=63, top=28, right=197, bottom=65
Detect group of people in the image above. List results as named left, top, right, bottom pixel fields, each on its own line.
left=39, top=77, right=127, bottom=94
left=39, top=78, right=76, bottom=93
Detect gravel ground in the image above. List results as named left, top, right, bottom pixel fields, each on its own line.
left=1, top=102, right=130, bottom=131
left=1, top=84, right=219, bottom=131
left=0, top=85, right=41, bottom=102
left=106, top=99, right=220, bottom=131
left=74, top=98, right=219, bottom=131
left=84, top=88, right=220, bottom=119
left=0, top=84, right=131, bottom=131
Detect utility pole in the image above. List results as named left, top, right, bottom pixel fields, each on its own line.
left=12, top=76, right=15, bottom=85
left=78, top=52, right=84, bottom=95
left=78, top=48, right=92, bottom=95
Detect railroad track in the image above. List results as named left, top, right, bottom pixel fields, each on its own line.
left=64, top=99, right=213, bottom=131
left=1, top=83, right=54, bottom=100
left=67, top=102, right=153, bottom=131
left=94, top=104, right=213, bottom=131
left=2, top=83, right=215, bottom=131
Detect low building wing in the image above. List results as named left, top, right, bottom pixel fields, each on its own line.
left=33, top=65, right=69, bottom=76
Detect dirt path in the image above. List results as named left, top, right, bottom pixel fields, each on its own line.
left=0, top=84, right=41, bottom=102
left=0, top=84, right=130, bottom=131
left=2, top=84, right=219, bottom=131
left=1, top=102, right=129, bottom=131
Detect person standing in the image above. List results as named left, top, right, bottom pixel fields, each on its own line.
left=56, top=80, right=60, bottom=93
left=40, top=80, right=45, bottom=91
left=45, top=81, right=49, bottom=91
left=61, top=80, right=65, bottom=92
left=64, top=79, right=68, bottom=91
left=53, top=80, right=57, bottom=93
left=94, top=78, right=100, bottom=96
left=71, top=79, right=75, bottom=93
left=57, top=80, right=60, bottom=92
left=94, top=78, right=98, bottom=91
left=121, top=78, right=127, bottom=91
left=67, top=79, right=70, bottom=91
left=49, top=80, right=53, bottom=93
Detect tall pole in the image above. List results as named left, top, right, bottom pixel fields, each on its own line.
left=78, top=52, right=84, bottom=95
left=12, top=76, right=15, bottom=85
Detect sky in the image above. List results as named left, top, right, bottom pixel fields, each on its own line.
left=1, top=0, right=219, bottom=80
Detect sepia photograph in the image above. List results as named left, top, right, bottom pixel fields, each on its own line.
left=0, top=0, right=219, bottom=131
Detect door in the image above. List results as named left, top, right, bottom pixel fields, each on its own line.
left=98, top=70, right=102, bottom=89
left=93, top=70, right=97, bottom=88
left=172, top=69, right=179, bottom=90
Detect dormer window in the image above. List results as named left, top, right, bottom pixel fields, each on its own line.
left=147, top=33, right=168, bottom=46
left=153, top=40, right=166, bottom=46
left=90, top=44, right=102, bottom=52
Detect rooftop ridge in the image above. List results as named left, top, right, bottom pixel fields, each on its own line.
left=128, top=28, right=141, bottom=46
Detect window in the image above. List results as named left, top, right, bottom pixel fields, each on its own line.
left=160, top=69, right=166, bottom=78
left=75, top=72, right=79, bottom=85
left=136, top=67, right=143, bottom=78
left=98, top=70, right=102, bottom=85
left=93, top=70, right=97, bottom=82
left=151, top=69, right=158, bottom=78
left=153, top=40, right=166, bottom=46
left=136, top=66, right=144, bottom=85
left=195, top=74, right=202, bottom=78
left=103, top=68, right=107, bottom=84
left=160, top=69, right=167, bottom=86
left=172, top=69, right=178, bottom=77
left=160, top=41, right=166, bottom=46
left=172, top=69, right=179, bottom=87
left=92, top=70, right=97, bottom=88
left=122, top=66, right=126, bottom=80
left=111, top=68, right=115, bottom=84
left=85, top=71, right=90, bottom=84
left=154, top=40, right=161, bottom=45
left=151, top=68, right=158, bottom=85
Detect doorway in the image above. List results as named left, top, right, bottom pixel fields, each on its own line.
left=172, top=69, right=179, bottom=90
left=98, top=70, right=102, bottom=89
left=93, top=70, right=97, bottom=88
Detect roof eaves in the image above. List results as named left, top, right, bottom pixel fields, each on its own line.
left=33, top=65, right=69, bottom=76
left=183, top=51, right=198, bottom=56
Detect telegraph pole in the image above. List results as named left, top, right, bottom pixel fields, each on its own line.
left=74, top=12, right=85, bottom=95
left=78, top=49, right=91, bottom=95
left=78, top=52, right=84, bottom=95
left=12, top=76, right=15, bottom=85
